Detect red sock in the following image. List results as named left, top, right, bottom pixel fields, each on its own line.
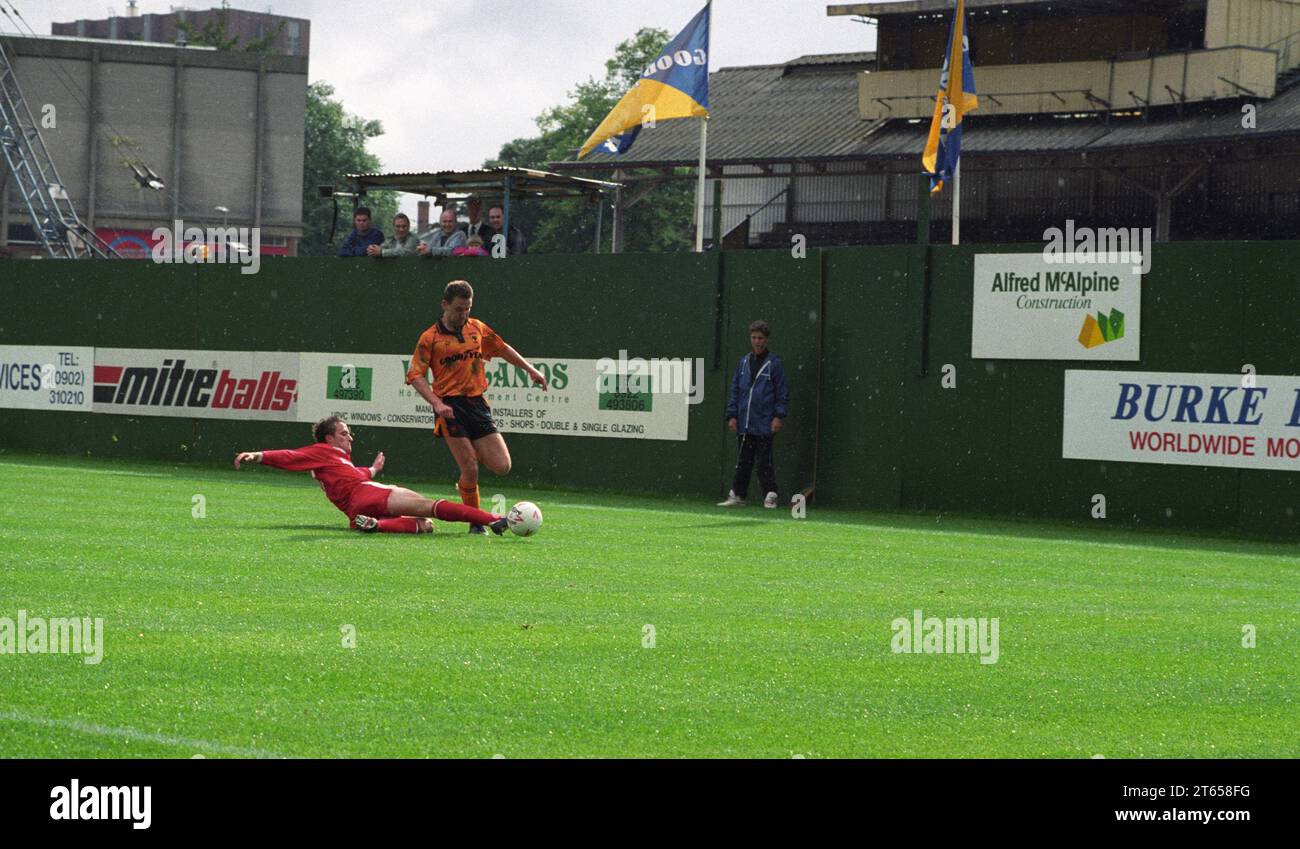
left=376, top=517, right=426, bottom=534
left=433, top=499, right=498, bottom=526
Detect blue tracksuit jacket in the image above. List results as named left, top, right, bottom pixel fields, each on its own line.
left=724, top=351, right=789, bottom=437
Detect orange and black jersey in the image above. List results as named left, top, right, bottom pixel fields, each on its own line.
left=406, top=317, right=508, bottom=398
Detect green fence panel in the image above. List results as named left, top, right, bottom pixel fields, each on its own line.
left=717, top=249, right=821, bottom=503
left=818, top=246, right=915, bottom=509
left=3, top=241, right=1298, bottom=534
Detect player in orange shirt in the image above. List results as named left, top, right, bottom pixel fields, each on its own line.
left=406, top=280, right=548, bottom=534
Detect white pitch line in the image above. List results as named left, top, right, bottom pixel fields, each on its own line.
left=549, top=500, right=774, bottom=523
left=546, top=501, right=1300, bottom=563
left=0, top=709, right=286, bottom=758
left=0, top=462, right=171, bottom=479
left=2, top=463, right=1291, bottom=564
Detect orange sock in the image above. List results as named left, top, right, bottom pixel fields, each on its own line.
left=457, top=480, right=480, bottom=510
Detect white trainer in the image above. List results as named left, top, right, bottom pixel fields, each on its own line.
left=354, top=515, right=379, bottom=532
left=763, top=492, right=778, bottom=509
left=716, top=490, right=745, bottom=507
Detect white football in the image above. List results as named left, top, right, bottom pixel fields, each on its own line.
left=507, top=501, right=543, bottom=537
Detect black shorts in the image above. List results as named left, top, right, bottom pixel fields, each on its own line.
left=434, top=395, right=498, bottom=441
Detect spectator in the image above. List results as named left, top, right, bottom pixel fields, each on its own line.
left=418, top=208, right=468, bottom=257
left=718, top=320, right=789, bottom=509
left=487, top=205, right=527, bottom=256
left=337, top=207, right=384, bottom=257
left=453, top=235, right=490, bottom=257
left=368, top=213, right=421, bottom=257
left=459, top=198, right=497, bottom=244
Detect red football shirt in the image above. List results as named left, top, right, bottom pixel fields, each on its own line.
left=259, top=443, right=373, bottom=515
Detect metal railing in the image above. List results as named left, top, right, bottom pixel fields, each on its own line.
left=0, top=37, right=118, bottom=259
left=718, top=186, right=789, bottom=250
left=1265, top=27, right=1300, bottom=77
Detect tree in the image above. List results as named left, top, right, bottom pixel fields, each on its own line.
left=487, top=28, right=695, bottom=254
left=176, top=2, right=287, bottom=54
left=299, top=82, right=399, bottom=257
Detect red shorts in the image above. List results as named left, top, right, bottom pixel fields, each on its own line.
left=345, top=482, right=395, bottom=521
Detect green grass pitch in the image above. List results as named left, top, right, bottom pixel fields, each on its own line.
left=1, top=452, right=1297, bottom=758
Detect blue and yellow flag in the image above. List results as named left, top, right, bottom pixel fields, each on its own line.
left=922, top=0, right=978, bottom=193
left=577, top=4, right=711, bottom=160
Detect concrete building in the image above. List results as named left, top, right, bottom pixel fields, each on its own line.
left=0, top=33, right=306, bottom=258
left=53, top=3, right=310, bottom=57
left=556, top=0, right=1300, bottom=248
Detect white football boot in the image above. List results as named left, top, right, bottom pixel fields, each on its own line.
left=763, top=492, right=778, bottom=509
left=717, top=490, right=745, bottom=507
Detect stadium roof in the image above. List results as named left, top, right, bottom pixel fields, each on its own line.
left=345, top=167, right=621, bottom=200
left=827, top=0, right=1192, bottom=17
left=554, top=51, right=1300, bottom=172
left=829, top=0, right=1052, bottom=16
left=785, top=51, right=879, bottom=68
left=555, top=56, right=884, bottom=170
left=854, top=88, right=1300, bottom=156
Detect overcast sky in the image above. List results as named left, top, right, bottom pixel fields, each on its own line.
left=18, top=0, right=881, bottom=218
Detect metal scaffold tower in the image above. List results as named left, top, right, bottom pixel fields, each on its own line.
left=0, top=36, right=118, bottom=259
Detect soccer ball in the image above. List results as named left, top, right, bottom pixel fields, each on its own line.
left=507, top=501, right=543, bottom=537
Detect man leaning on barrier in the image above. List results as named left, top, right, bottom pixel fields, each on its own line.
left=418, top=208, right=468, bottom=257
left=458, top=198, right=497, bottom=244
left=337, top=207, right=384, bottom=257
left=368, top=213, right=421, bottom=257
left=487, top=205, right=527, bottom=256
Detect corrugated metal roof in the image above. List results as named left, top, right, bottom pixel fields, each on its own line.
left=786, top=51, right=877, bottom=67
left=555, top=49, right=1300, bottom=171
left=1094, top=91, right=1300, bottom=146
left=861, top=114, right=1117, bottom=156
left=863, top=85, right=1300, bottom=156
left=826, top=0, right=1189, bottom=18
left=346, top=167, right=620, bottom=198
left=560, top=61, right=890, bottom=168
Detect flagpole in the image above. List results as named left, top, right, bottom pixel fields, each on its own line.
left=695, top=116, right=708, bottom=253
left=694, top=0, right=712, bottom=253
left=951, top=159, right=961, bottom=245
